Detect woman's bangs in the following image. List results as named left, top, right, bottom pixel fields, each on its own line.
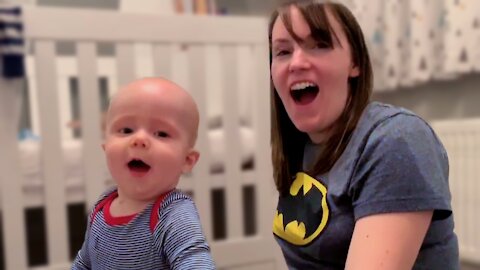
left=279, top=3, right=336, bottom=47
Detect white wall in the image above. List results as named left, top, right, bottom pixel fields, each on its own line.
left=373, top=74, right=480, bottom=122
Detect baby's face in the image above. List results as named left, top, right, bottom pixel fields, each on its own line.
left=103, top=80, right=198, bottom=202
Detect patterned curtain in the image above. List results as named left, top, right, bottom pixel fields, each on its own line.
left=346, top=0, right=480, bottom=92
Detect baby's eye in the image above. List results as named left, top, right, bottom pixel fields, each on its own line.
left=118, top=127, right=134, bottom=134
left=154, top=131, right=169, bottom=138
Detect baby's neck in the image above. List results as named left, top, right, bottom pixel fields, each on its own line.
left=109, top=196, right=152, bottom=217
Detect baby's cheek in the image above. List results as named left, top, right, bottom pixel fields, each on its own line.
left=104, top=147, right=123, bottom=167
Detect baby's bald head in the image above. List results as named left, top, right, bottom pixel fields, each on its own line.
left=106, top=77, right=199, bottom=146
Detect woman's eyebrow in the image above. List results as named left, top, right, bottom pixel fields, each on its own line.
left=272, top=38, right=291, bottom=45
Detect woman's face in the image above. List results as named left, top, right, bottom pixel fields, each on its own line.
left=270, top=6, right=359, bottom=143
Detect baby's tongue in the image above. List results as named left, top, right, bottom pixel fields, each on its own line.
left=130, top=166, right=149, bottom=172
left=128, top=160, right=151, bottom=172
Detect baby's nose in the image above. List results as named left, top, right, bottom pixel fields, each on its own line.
left=130, top=133, right=150, bottom=149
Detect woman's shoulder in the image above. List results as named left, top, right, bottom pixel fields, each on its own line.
left=361, top=102, right=419, bottom=125
left=346, top=102, right=444, bottom=162
left=355, top=102, right=432, bottom=140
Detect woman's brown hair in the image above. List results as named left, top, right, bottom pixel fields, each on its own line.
left=269, top=0, right=373, bottom=195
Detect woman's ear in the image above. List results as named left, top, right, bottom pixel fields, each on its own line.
left=349, top=65, right=360, bottom=77
left=182, top=149, right=200, bottom=174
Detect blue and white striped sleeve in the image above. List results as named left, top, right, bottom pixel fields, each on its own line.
left=71, top=238, right=91, bottom=270
left=156, top=197, right=216, bottom=269
left=71, top=191, right=112, bottom=270
left=71, top=213, right=92, bottom=270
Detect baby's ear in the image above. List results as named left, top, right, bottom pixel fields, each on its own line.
left=182, top=149, right=200, bottom=174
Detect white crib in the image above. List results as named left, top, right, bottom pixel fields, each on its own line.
left=431, top=119, right=480, bottom=265
left=0, top=6, right=286, bottom=270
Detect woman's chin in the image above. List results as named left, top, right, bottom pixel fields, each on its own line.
left=294, top=122, right=330, bottom=143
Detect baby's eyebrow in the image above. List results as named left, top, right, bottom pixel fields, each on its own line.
left=109, top=115, right=132, bottom=125
left=150, top=118, right=181, bottom=133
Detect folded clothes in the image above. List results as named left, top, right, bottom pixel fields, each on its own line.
left=0, top=5, right=24, bottom=79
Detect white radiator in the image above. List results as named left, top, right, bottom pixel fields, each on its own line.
left=431, top=118, right=480, bottom=264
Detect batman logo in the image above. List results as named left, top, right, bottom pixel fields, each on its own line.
left=273, top=172, right=329, bottom=246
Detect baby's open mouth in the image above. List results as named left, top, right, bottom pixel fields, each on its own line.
left=127, top=159, right=151, bottom=173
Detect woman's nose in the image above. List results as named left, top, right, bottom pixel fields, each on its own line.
left=289, top=49, right=311, bottom=73
left=130, top=132, right=150, bottom=149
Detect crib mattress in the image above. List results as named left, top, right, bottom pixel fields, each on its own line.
left=19, top=127, right=255, bottom=189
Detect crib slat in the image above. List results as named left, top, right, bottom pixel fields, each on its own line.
left=0, top=80, right=28, bottom=270
left=134, top=43, right=154, bottom=78
left=222, top=45, right=244, bottom=239
left=77, top=42, right=106, bottom=209
left=252, top=43, right=276, bottom=236
left=25, top=56, right=42, bottom=137
left=35, top=40, right=70, bottom=264
left=153, top=44, right=173, bottom=79
left=171, top=45, right=190, bottom=90
left=253, top=43, right=287, bottom=270
left=187, top=45, right=213, bottom=240
left=116, top=43, right=135, bottom=87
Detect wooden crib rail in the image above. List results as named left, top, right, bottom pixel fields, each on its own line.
left=22, top=6, right=266, bottom=44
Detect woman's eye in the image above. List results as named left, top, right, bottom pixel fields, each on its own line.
left=275, top=50, right=290, bottom=57
left=315, top=42, right=330, bottom=49
left=310, top=40, right=331, bottom=50
left=154, top=131, right=169, bottom=138
left=118, top=127, right=133, bottom=134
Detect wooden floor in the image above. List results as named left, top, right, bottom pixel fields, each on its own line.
left=462, top=261, right=480, bottom=270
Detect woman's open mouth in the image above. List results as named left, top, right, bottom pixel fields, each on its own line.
left=290, top=82, right=319, bottom=105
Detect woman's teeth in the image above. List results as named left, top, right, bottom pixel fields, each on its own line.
left=291, top=82, right=317, bottom=91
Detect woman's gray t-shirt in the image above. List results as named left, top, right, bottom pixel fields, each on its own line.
left=273, top=102, right=459, bottom=269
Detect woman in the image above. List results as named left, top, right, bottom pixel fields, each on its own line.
left=269, top=1, right=459, bottom=269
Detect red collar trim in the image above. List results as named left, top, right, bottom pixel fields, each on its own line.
left=90, top=190, right=172, bottom=231
left=104, top=192, right=138, bottom=226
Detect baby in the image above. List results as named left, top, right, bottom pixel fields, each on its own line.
left=72, top=77, right=215, bottom=269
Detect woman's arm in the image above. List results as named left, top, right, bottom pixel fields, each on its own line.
left=345, top=211, right=432, bottom=270
left=346, top=114, right=453, bottom=269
